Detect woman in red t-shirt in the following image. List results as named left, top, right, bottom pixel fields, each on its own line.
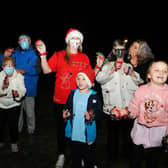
left=36, top=28, right=93, bottom=168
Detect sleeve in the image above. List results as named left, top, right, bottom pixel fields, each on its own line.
left=14, top=74, right=26, bottom=101
left=128, top=90, right=140, bottom=119
left=96, top=64, right=115, bottom=85
left=64, top=90, right=74, bottom=112
left=24, top=50, right=39, bottom=76
left=48, top=52, right=59, bottom=72
left=94, top=95, right=103, bottom=120
left=84, top=54, right=92, bottom=69
left=132, top=71, right=144, bottom=85
left=0, top=74, right=8, bottom=96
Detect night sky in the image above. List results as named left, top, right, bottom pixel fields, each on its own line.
left=0, top=2, right=167, bottom=65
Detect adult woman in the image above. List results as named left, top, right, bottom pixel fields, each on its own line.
left=36, top=28, right=93, bottom=168
left=128, top=40, right=155, bottom=82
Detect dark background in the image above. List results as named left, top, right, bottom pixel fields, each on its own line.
left=1, top=2, right=168, bottom=168
left=0, top=2, right=167, bottom=66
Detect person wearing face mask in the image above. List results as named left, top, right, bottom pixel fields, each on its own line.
left=12, top=34, right=40, bottom=135
left=35, top=28, right=93, bottom=168
left=0, top=47, right=14, bottom=70
left=0, top=57, right=26, bottom=152
left=95, top=39, right=143, bottom=162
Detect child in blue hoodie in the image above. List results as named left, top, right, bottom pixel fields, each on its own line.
left=63, top=68, right=102, bottom=168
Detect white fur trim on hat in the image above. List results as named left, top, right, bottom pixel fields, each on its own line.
left=65, top=30, right=83, bottom=44
left=77, top=72, right=92, bottom=88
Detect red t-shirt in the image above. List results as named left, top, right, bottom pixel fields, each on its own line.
left=48, top=50, right=92, bottom=104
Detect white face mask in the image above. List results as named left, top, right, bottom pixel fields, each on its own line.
left=69, top=39, right=81, bottom=50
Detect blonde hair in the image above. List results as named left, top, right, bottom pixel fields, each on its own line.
left=65, top=43, right=83, bottom=64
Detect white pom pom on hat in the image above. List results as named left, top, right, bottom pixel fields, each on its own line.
left=65, top=28, right=84, bottom=44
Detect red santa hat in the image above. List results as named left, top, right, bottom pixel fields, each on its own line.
left=77, top=68, right=95, bottom=88
left=65, top=28, right=84, bottom=44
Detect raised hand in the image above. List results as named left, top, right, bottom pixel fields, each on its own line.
left=35, top=40, right=47, bottom=54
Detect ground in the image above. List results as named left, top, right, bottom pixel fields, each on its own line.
left=0, top=74, right=168, bottom=168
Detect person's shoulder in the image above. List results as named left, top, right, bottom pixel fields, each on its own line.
left=135, top=83, right=150, bottom=94
left=77, top=52, right=89, bottom=58
left=54, top=50, right=66, bottom=56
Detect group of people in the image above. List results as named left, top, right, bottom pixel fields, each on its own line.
left=0, top=28, right=168, bottom=168
left=0, top=34, right=40, bottom=152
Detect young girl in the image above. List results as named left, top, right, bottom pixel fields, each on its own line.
left=0, top=57, right=26, bottom=152
left=35, top=28, right=93, bottom=168
left=63, top=68, right=102, bottom=168
left=128, top=60, right=168, bottom=168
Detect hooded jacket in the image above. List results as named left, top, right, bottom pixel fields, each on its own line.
left=65, top=89, right=102, bottom=143
left=12, top=47, right=40, bottom=96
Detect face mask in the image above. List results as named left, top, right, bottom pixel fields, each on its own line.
left=69, top=39, right=81, bottom=50
left=113, top=49, right=127, bottom=59
left=20, top=41, right=29, bottom=50
left=4, top=67, right=14, bottom=75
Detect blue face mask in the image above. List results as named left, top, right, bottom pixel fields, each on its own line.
left=20, top=41, right=29, bottom=50
left=4, top=67, right=14, bottom=75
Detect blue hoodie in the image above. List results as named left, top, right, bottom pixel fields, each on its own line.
left=12, top=48, right=40, bottom=96
left=65, top=89, right=102, bottom=143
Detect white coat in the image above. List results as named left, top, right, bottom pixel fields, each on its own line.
left=96, top=62, right=143, bottom=115
left=0, top=70, right=26, bottom=109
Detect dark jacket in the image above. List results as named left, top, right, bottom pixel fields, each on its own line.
left=65, top=88, right=102, bottom=143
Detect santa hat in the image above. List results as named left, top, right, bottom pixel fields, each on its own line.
left=77, top=69, right=95, bottom=88
left=65, top=28, right=84, bottom=44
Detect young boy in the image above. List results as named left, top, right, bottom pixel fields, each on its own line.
left=63, top=68, right=102, bottom=168
left=0, top=57, right=26, bottom=152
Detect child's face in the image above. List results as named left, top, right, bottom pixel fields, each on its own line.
left=3, top=60, right=14, bottom=67
left=3, top=60, right=15, bottom=76
left=147, top=62, right=168, bottom=87
left=76, top=75, right=89, bottom=92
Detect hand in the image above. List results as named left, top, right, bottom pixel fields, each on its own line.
left=96, top=55, right=104, bottom=68
left=110, top=107, right=121, bottom=118
left=16, top=69, right=25, bottom=74
left=84, top=112, right=91, bottom=120
left=63, top=109, right=71, bottom=119
left=35, top=40, right=46, bottom=54
left=12, top=90, right=19, bottom=98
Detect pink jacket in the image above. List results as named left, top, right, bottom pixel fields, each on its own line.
left=128, top=83, right=168, bottom=128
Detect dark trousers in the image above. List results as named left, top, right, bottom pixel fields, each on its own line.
left=105, top=114, right=133, bottom=160
left=53, top=102, right=66, bottom=155
left=130, top=144, right=160, bottom=168
left=71, top=141, right=96, bottom=168
left=0, top=106, right=20, bottom=143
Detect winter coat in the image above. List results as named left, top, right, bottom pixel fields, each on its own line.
left=12, top=48, right=40, bottom=96
left=96, top=62, right=143, bottom=115
left=65, top=89, right=102, bottom=143
left=0, top=70, right=26, bottom=109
